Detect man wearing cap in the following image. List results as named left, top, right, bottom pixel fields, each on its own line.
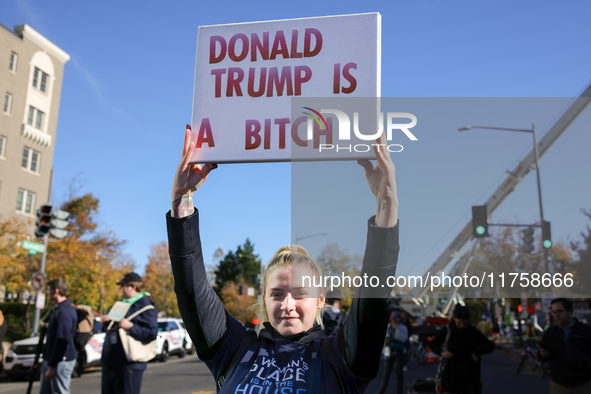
left=100, top=272, right=158, bottom=394
left=376, top=311, right=408, bottom=394
left=39, top=278, right=77, bottom=394
left=323, top=289, right=346, bottom=337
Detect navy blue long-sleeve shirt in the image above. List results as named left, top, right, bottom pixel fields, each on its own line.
left=167, top=209, right=400, bottom=393
left=44, top=299, right=77, bottom=368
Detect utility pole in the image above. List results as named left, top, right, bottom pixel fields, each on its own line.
left=31, top=234, right=48, bottom=336
left=31, top=205, right=70, bottom=336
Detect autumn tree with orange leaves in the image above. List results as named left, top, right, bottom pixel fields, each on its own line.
left=220, top=277, right=258, bottom=326
left=0, top=216, right=38, bottom=297
left=0, top=193, right=135, bottom=315
left=143, top=241, right=180, bottom=317
left=44, top=193, right=136, bottom=313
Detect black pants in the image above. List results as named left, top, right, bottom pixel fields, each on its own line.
left=101, top=365, right=144, bottom=394
left=376, top=352, right=406, bottom=394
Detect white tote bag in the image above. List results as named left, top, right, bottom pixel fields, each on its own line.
left=109, top=305, right=159, bottom=362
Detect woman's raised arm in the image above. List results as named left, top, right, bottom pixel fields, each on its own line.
left=171, top=124, right=217, bottom=218
left=357, top=132, right=398, bottom=227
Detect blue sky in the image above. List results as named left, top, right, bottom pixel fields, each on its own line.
left=2, top=0, right=591, bottom=279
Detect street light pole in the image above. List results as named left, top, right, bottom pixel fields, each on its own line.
left=459, top=124, right=548, bottom=271
left=530, top=124, right=545, bottom=224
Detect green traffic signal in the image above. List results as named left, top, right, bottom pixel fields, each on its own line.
left=542, top=221, right=552, bottom=249
left=472, top=206, right=489, bottom=238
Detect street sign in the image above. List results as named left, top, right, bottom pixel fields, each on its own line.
left=31, top=272, right=46, bottom=291
left=35, top=293, right=46, bottom=309
left=22, top=240, right=45, bottom=253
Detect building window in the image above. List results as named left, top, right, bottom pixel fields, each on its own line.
left=22, top=146, right=41, bottom=173
left=16, top=189, right=36, bottom=214
left=0, top=135, right=6, bottom=158
left=3, top=92, right=13, bottom=114
left=27, top=106, right=45, bottom=130
left=9, top=52, right=18, bottom=72
left=32, top=67, right=49, bottom=92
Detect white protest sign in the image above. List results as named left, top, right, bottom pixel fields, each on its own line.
left=107, top=301, right=132, bottom=322
left=191, top=13, right=381, bottom=163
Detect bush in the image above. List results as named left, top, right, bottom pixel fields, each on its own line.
left=0, top=302, right=50, bottom=342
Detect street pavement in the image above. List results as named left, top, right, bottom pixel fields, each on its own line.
left=0, top=354, right=217, bottom=394
left=365, top=346, right=551, bottom=394
left=0, top=347, right=551, bottom=393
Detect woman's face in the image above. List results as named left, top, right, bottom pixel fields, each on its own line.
left=264, top=265, right=325, bottom=336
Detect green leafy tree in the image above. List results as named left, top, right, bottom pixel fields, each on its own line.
left=214, top=239, right=261, bottom=295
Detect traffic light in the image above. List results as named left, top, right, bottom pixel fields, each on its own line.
left=542, top=221, right=552, bottom=249
left=522, top=227, right=535, bottom=253
left=472, top=205, right=489, bottom=237
left=35, top=204, right=70, bottom=239
left=35, top=204, right=53, bottom=238
left=238, top=284, right=244, bottom=296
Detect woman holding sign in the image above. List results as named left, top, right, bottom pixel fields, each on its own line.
left=167, top=124, right=399, bottom=393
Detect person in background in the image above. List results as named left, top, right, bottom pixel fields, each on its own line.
left=491, top=319, right=500, bottom=340
left=430, top=305, right=495, bottom=394
left=399, top=310, right=412, bottom=371
left=0, top=308, right=7, bottom=372
left=476, top=315, right=492, bottom=338
left=539, top=298, right=591, bottom=394
left=523, top=318, right=539, bottom=348
left=400, top=310, right=412, bottom=338
left=376, top=311, right=408, bottom=394
left=40, top=279, right=78, bottom=394
left=100, top=272, right=158, bottom=394
left=322, top=289, right=346, bottom=337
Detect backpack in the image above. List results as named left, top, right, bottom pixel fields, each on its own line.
left=74, top=305, right=95, bottom=352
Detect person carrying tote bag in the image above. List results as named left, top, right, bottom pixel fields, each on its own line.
left=111, top=305, right=159, bottom=363
left=100, top=273, right=158, bottom=394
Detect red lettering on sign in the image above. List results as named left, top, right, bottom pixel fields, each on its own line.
left=251, top=31, right=269, bottom=61
left=196, top=118, right=215, bottom=148
left=267, top=66, right=293, bottom=97
left=303, top=28, right=322, bottom=57
left=246, top=120, right=261, bottom=150
left=228, top=33, right=249, bottom=62
left=209, top=36, right=226, bottom=64
left=270, top=31, right=289, bottom=60
left=341, top=63, right=357, bottom=94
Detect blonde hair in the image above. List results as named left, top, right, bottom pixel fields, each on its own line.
left=256, top=245, right=325, bottom=333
